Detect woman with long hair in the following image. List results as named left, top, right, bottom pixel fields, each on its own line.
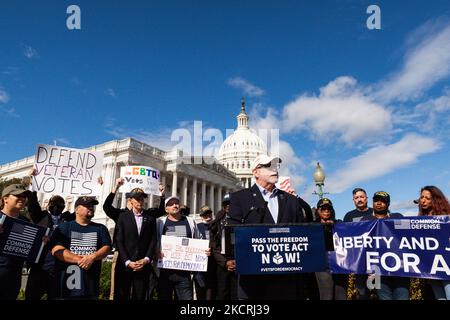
left=418, top=186, right=450, bottom=300
left=418, top=185, right=450, bottom=216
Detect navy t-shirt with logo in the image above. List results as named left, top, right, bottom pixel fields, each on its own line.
left=52, top=220, right=111, bottom=299
left=343, top=208, right=374, bottom=222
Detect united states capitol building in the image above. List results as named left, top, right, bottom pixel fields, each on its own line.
left=0, top=98, right=267, bottom=231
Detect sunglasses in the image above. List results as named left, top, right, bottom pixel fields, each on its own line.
left=257, top=162, right=281, bottom=169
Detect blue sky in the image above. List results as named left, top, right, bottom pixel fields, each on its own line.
left=1, top=0, right=450, bottom=218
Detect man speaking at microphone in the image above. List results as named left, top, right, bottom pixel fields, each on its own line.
left=227, top=155, right=305, bottom=300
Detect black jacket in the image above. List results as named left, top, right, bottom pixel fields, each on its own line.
left=115, top=211, right=157, bottom=267
left=228, top=184, right=304, bottom=225
left=227, top=184, right=305, bottom=300
left=103, top=192, right=165, bottom=245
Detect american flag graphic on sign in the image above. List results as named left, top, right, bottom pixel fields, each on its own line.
left=394, top=219, right=411, bottom=230
left=9, top=223, right=38, bottom=245
left=276, top=176, right=291, bottom=192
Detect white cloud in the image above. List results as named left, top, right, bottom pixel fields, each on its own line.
left=274, top=140, right=307, bottom=191
left=325, top=134, right=440, bottom=193
left=390, top=200, right=418, bottom=215
left=282, top=76, right=392, bottom=145
left=376, top=19, right=450, bottom=102
left=250, top=106, right=306, bottom=191
left=416, top=90, right=450, bottom=113
left=0, top=88, right=9, bottom=103
left=105, top=118, right=190, bottom=152
left=1, top=107, right=19, bottom=118
left=105, top=88, right=116, bottom=98
left=23, top=45, right=39, bottom=59
left=413, top=89, right=450, bottom=131
left=249, top=104, right=281, bottom=131
left=227, top=77, right=265, bottom=97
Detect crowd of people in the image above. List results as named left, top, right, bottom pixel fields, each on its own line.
left=0, top=155, right=449, bottom=300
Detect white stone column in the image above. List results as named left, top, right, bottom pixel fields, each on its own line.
left=161, top=174, right=166, bottom=198
left=121, top=191, right=127, bottom=208
left=191, top=178, right=198, bottom=216
left=201, top=181, right=206, bottom=206
left=171, top=171, right=178, bottom=197
left=209, top=184, right=215, bottom=213
left=216, top=186, right=223, bottom=215
left=181, top=176, right=188, bottom=206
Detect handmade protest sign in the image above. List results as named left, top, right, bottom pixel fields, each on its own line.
left=0, top=214, right=49, bottom=263
left=32, top=144, right=103, bottom=196
left=157, top=235, right=209, bottom=272
left=120, top=166, right=161, bottom=196
left=234, top=224, right=327, bottom=275
left=329, top=216, right=450, bottom=280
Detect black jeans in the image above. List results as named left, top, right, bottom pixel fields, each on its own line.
left=0, top=258, right=23, bottom=300
left=25, top=265, right=57, bottom=300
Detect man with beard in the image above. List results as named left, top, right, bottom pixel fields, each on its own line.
left=227, top=155, right=305, bottom=300
left=343, top=188, right=373, bottom=222
left=51, top=196, right=111, bottom=299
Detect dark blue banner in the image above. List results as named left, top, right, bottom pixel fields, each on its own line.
left=234, top=224, right=327, bottom=275
left=329, top=216, right=450, bottom=280
left=0, top=214, right=49, bottom=263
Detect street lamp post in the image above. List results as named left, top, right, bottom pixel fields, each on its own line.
left=312, top=162, right=329, bottom=200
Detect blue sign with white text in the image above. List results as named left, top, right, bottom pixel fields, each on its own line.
left=329, top=216, right=450, bottom=280
left=234, top=224, right=327, bottom=275
left=0, top=214, right=49, bottom=263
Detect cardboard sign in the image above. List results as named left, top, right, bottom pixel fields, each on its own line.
left=32, top=144, right=103, bottom=196
left=157, top=235, right=209, bottom=272
left=120, top=166, right=161, bottom=196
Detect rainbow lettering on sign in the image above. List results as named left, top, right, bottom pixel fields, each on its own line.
left=126, top=167, right=160, bottom=180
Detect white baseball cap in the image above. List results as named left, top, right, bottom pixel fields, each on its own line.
left=251, top=155, right=282, bottom=171
left=165, top=196, right=180, bottom=207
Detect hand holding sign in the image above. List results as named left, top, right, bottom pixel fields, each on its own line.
left=120, top=166, right=161, bottom=196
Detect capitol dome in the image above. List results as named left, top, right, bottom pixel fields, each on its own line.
left=218, top=98, right=267, bottom=188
